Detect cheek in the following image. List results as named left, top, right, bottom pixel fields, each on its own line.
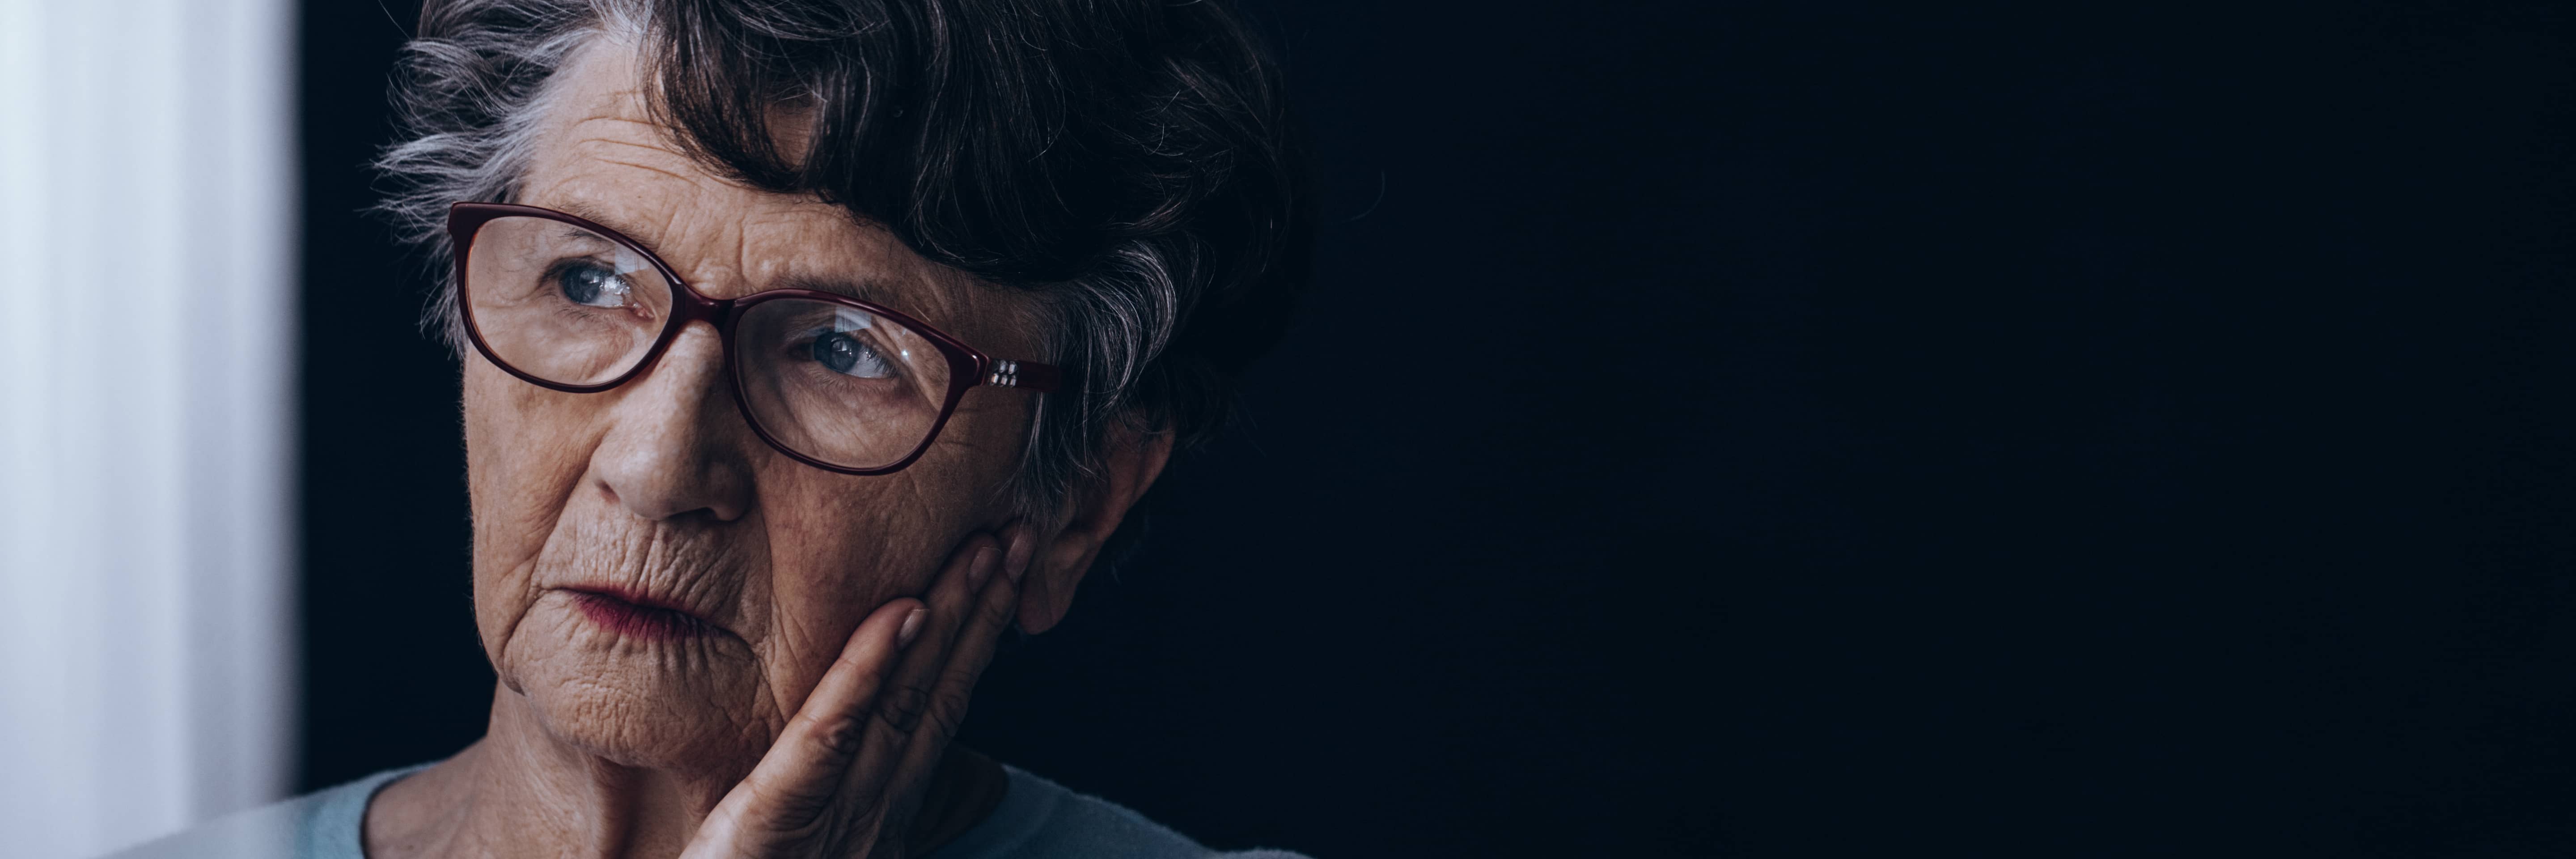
left=754, top=390, right=1029, bottom=616
left=756, top=476, right=912, bottom=647
left=751, top=468, right=982, bottom=691
left=463, top=360, right=602, bottom=667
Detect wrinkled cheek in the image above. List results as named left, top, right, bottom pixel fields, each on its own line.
left=752, top=475, right=939, bottom=700
left=462, top=361, right=600, bottom=680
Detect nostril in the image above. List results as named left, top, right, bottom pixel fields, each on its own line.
left=597, top=482, right=622, bottom=507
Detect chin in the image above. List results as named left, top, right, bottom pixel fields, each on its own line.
left=500, top=592, right=778, bottom=772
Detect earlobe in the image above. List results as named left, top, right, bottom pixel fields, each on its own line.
left=1015, top=421, right=1174, bottom=634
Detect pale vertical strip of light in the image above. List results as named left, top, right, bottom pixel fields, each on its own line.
left=0, top=0, right=299, bottom=856
left=181, top=0, right=300, bottom=831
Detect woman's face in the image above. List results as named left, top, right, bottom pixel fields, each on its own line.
left=462, top=40, right=1046, bottom=774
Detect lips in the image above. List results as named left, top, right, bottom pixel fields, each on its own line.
left=564, top=586, right=718, bottom=640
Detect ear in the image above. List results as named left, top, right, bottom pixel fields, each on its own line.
left=1016, top=421, right=1174, bottom=634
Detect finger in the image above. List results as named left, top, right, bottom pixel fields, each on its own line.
left=688, top=595, right=920, bottom=851
left=894, top=523, right=1031, bottom=781
left=826, top=532, right=1007, bottom=812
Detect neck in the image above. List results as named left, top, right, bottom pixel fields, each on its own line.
left=365, top=682, right=1006, bottom=859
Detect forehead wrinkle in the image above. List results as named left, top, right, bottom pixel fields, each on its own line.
left=731, top=213, right=957, bottom=314
left=523, top=40, right=1009, bottom=335
left=576, top=154, right=701, bottom=187
left=534, top=170, right=996, bottom=341
left=736, top=213, right=867, bottom=275
left=733, top=213, right=771, bottom=301
left=541, top=59, right=682, bottom=163
left=558, top=117, right=686, bottom=155
left=572, top=111, right=667, bottom=132
left=524, top=141, right=709, bottom=251
left=666, top=204, right=747, bottom=293
left=547, top=46, right=656, bottom=131
left=558, top=122, right=695, bottom=155
left=533, top=198, right=676, bottom=262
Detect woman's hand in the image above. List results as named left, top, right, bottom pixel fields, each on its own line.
left=681, top=530, right=1027, bottom=859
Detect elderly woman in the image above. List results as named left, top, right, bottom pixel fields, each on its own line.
left=123, top=0, right=1309, bottom=857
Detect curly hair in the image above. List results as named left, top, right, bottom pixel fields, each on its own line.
left=375, top=0, right=1310, bottom=519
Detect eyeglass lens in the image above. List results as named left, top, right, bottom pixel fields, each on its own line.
left=462, top=215, right=953, bottom=471
left=465, top=216, right=675, bottom=387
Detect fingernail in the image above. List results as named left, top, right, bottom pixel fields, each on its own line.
left=896, top=608, right=926, bottom=649
left=968, top=543, right=1000, bottom=590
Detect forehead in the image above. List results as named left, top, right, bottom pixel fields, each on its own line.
left=513, top=38, right=961, bottom=310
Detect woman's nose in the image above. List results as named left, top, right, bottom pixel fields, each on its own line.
left=588, top=322, right=755, bottom=523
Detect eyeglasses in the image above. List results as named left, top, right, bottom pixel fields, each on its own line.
left=446, top=202, right=1060, bottom=476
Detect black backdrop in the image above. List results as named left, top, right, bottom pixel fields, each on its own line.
left=298, top=2, right=2574, bottom=856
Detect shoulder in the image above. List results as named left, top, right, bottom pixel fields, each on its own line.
left=106, top=762, right=1301, bottom=859
left=928, top=765, right=1313, bottom=859
left=103, top=765, right=424, bottom=859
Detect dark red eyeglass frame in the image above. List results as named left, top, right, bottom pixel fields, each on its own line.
left=447, top=201, right=1063, bottom=476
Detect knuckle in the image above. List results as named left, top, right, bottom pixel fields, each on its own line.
left=802, top=711, right=867, bottom=758
left=748, top=778, right=836, bottom=831
left=874, top=681, right=934, bottom=733
left=924, top=688, right=973, bottom=739
left=974, top=593, right=1017, bottom=630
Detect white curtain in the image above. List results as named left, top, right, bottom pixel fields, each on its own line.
left=0, top=0, right=297, bottom=856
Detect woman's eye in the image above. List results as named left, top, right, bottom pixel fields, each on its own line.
left=810, top=331, right=895, bottom=378
left=554, top=262, right=631, bottom=308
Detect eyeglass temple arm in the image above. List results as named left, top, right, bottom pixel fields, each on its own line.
left=983, top=359, right=1062, bottom=393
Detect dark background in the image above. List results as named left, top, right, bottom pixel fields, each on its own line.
left=298, top=2, right=2573, bottom=856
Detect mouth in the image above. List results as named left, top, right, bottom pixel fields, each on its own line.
left=563, top=586, right=720, bottom=641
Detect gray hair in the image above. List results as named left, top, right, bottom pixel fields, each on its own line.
left=373, top=0, right=1306, bottom=523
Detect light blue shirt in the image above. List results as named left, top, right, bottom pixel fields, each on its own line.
left=108, top=763, right=1309, bottom=859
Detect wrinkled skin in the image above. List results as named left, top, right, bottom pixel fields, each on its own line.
left=363, top=36, right=1168, bottom=859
